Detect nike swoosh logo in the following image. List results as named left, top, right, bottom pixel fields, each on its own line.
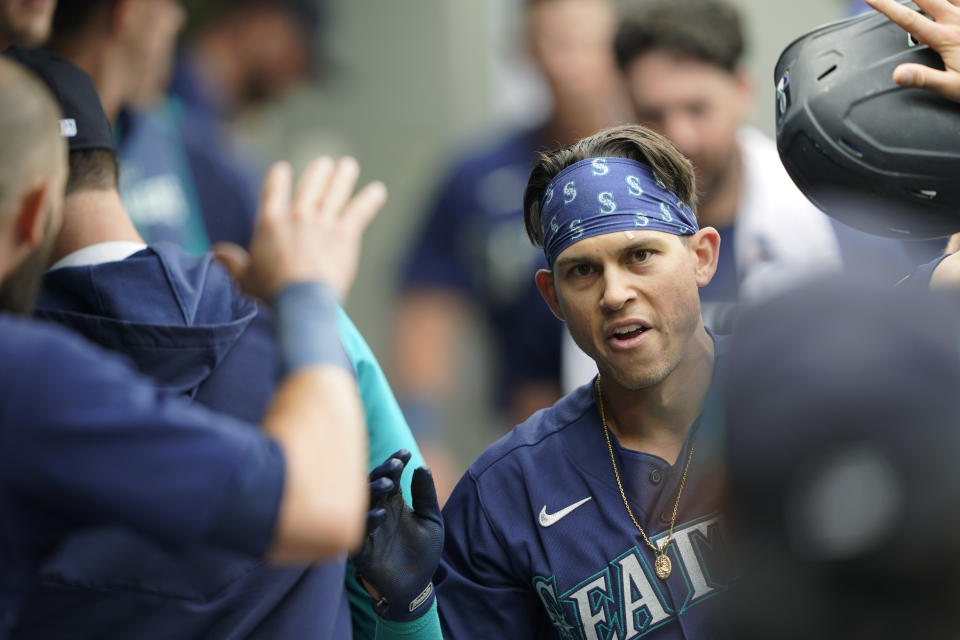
left=538, top=497, right=592, bottom=527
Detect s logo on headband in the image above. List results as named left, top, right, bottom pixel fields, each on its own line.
left=591, top=158, right=609, bottom=176
left=626, top=175, right=644, bottom=197
left=563, top=181, right=577, bottom=205
left=598, top=192, right=617, bottom=214
left=659, top=202, right=673, bottom=222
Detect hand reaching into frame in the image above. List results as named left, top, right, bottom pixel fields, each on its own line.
left=865, top=0, right=960, bottom=101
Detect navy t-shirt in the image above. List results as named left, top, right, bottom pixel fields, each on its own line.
left=0, top=314, right=283, bottom=637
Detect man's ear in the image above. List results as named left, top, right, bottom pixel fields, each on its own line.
left=689, top=227, right=721, bottom=287
left=14, top=181, right=53, bottom=248
left=535, top=268, right=565, bottom=321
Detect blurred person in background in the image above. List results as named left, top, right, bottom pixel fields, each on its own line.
left=0, top=0, right=55, bottom=49
left=47, top=0, right=263, bottom=253
left=173, top=0, right=322, bottom=120
left=562, top=0, right=915, bottom=391
left=392, top=0, right=630, bottom=502
left=154, top=0, right=328, bottom=253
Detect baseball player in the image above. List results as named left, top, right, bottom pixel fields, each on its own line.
left=436, top=124, right=734, bottom=639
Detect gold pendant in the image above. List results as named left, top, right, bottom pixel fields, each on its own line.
left=654, top=554, right=672, bottom=580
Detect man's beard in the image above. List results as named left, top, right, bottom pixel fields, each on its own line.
left=0, top=226, right=56, bottom=315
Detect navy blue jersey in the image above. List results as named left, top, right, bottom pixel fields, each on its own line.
left=437, top=338, right=733, bottom=639
left=15, top=244, right=351, bottom=640
left=401, top=126, right=563, bottom=405
left=0, top=314, right=283, bottom=638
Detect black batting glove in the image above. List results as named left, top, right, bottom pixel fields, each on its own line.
left=354, top=449, right=444, bottom=621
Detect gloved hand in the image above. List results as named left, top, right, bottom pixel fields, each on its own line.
left=354, top=449, right=444, bottom=621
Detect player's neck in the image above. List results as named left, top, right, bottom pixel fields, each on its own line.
left=51, top=189, right=144, bottom=265
left=694, top=145, right=743, bottom=230
left=599, top=326, right=715, bottom=465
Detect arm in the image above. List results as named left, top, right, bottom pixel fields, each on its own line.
left=864, top=0, right=960, bottom=100
left=215, top=156, right=387, bottom=561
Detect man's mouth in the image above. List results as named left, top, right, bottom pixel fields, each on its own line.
left=610, top=323, right=648, bottom=342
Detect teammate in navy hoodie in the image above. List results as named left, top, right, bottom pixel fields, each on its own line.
left=7, top=48, right=443, bottom=640
left=0, top=53, right=381, bottom=639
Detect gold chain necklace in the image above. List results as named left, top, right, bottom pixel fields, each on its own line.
left=595, top=375, right=695, bottom=580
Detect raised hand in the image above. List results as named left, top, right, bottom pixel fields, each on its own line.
left=214, top=156, right=387, bottom=302
left=354, top=449, right=444, bottom=621
left=865, top=0, right=960, bottom=101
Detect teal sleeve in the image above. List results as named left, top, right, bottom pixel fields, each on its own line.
left=374, top=600, right=444, bottom=640
left=336, top=308, right=430, bottom=639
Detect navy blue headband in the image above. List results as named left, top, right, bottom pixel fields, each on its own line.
left=539, top=157, right=698, bottom=267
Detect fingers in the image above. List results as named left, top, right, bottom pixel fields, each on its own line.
left=911, top=0, right=960, bottom=21
left=292, top=156, right=335, bottom=220
left=893, top=62, right=960, bottom=100
left=411, top=467, right=442, bottom=522
left=865, top=0, right=943, bottom=45
left=211, top=242, right=251, bottom=283
left=365, top=507, right=387, bottom=534
left=342, top=180, right=388, bottom=236
left=318, top=157, right=361, bottom=224
left=370, top=477, right=394, bottom=502
left=258, top=162, right=293, bottom=225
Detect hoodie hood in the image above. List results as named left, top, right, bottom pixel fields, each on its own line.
left=35, top=242, right=260, bottom=399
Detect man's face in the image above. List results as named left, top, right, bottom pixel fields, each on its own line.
left=623, top=51, right=750, bottom=197
left=121, top=0, right=185, bottom=108
left=528, top=0, right=620, bottom=104
left=0, top=157, right=65, bottom=315
left=237, top=8, right=310, bottom=106
left=539, top=229, right=714, bottom=392
left=0, top=0, right=57, bottom=47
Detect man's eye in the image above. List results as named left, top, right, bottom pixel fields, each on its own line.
left=631, top=250, right=652, bottom=263
left=572, top=264, right=594, bottom=277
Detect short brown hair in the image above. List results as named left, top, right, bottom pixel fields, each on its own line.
left=66, top=149, right=118, bottom=195
left=523, top=124, right=697, bottom=247
left=614, top=0, right=744, bottom=73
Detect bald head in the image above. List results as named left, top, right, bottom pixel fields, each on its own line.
left=0, top=57, right=66, bottom=225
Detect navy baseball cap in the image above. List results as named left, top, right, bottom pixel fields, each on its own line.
left=2, top=46, right=114, bottom=153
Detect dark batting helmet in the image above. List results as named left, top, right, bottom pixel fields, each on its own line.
left=774, top=4, right=960, bottom=239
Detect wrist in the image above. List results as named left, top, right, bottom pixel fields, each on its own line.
left=273, top=281, right=353, bottom=375
left=374, top=583, right=436, bottom=624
